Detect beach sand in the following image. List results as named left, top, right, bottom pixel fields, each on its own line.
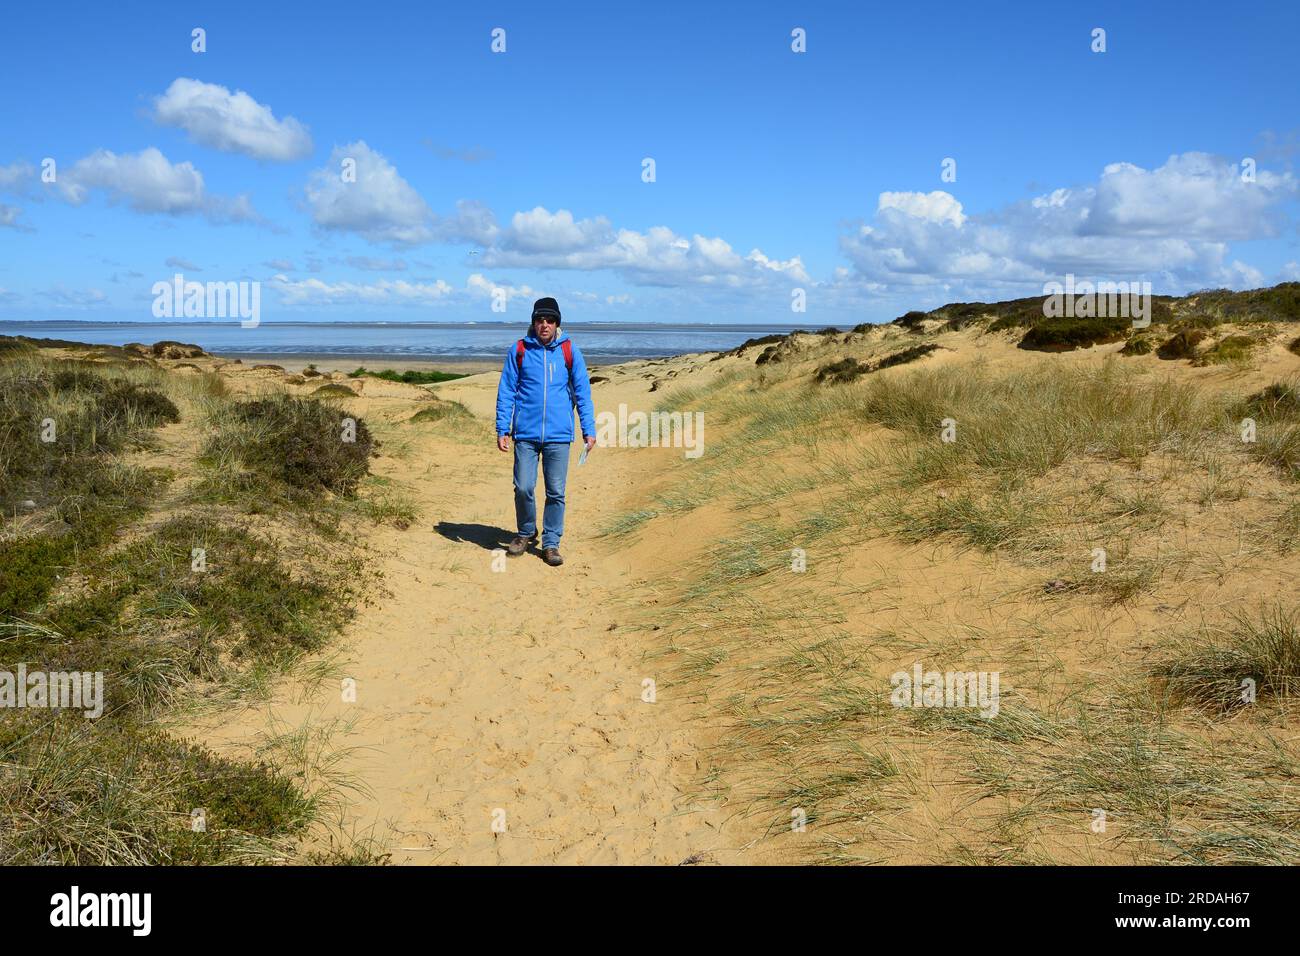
left=169, top=349, right=742, bottom=864
left=210, top=353, right=499, bottom=375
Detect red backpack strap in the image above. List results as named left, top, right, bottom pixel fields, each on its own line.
left=515, top=339, right=526, bottom=373
left=560, top=339, right=573, bottom=372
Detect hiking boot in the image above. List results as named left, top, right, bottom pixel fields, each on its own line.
left=506, top=534, right=537, bottom=556
left=543, top=548, right=564, bottom=567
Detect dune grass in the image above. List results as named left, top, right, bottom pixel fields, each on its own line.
left=643, top=359, right=1241, bottom=571
left=1235, top=381, right=1300, bottom=481
left=1, top=356, right=181, bottom=616
left=408, top=397, right=473, bottom=425
left=1154, top=606, right=1300, bottom=712
left=606, top=351, right=1300, bottom=864
left=1, top=349, right=383, bottom=864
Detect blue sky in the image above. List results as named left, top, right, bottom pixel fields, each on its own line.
left=1, top=0, right=1298, bottom=326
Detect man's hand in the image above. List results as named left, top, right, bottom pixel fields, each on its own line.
left=583, top=435, right=596, bottom=453
left=497, top=434, right=510, bottom=453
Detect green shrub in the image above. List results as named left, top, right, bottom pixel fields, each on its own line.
left=875, top=343, right=940, bottom=370
left=988, top=314, right=1026, bottom=332
left=176, top=742, right=315, bottom=836
left=1196, top=335, right=1256, bottom=366
left=0, top=535, right=76, bottom=618
left=348, top=366, right=467, bottom=385
left=1178, top=283, right=1300, bottom=325
left=1018, top=315, right=1128, bottom=352
left=1120, top=335, right=1154, bottom=356
left=814, top=358, right=870, bottom=384
left=725, top=333, right=786, bottom=358
left=0, top=716, right=316, bottom=864
left=207, top=395, right=375, bottom=497
left=1157, top=329, right=1206, bottom=360
left=1, top=363, right=178, bottom=507
left=409, top=399, right=472, bottom=424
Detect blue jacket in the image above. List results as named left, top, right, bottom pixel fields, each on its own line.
left=495, top=329, right=597, bottom=443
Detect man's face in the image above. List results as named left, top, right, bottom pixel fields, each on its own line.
left=533, top=315, right=558, bottom=343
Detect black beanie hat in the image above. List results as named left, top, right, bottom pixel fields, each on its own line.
left=531, top=296, right=562, bottom=324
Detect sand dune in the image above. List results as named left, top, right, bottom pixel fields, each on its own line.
left=74, top=304, right=1300, bottom=865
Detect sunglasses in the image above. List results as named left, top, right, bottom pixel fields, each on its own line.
left=533, top=315, right=559, bottom=325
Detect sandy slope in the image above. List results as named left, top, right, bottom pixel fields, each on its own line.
left=177, top=358, right=742, bottom=864
left=170, top=319, right=1300, bottom=865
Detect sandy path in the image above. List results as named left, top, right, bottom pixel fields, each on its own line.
left=181, top=367, right=735, bottom=864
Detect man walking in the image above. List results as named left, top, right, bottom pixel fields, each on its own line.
left=495, top=297, right=597, bottom=566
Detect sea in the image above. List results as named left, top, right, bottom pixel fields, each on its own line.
left=0, top=319, right=824, bottom=363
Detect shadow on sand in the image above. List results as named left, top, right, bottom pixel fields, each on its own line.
left=434, top=521, right=515, bottom=551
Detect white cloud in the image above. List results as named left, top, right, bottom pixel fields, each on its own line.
left=301, top=152, right=791, bottom=290
left=467, top=272, right=536, bottom=303
left=441, top=199, right=499, bottom=245
left=839, top=152, right=1299, bottom=298
left=0, top=203, right=28, bottom=230
left=480, top=206, right=809, bottom=287
left=269, top=274, right=453, bottom=306
left=153, top=78, right=312, bottom=161
left=878, top=190, right=966, bottom=227
left=305, top=142, right=444, bottom=244
left=165, top=256, right=201, bottom=271
left=502, top=207, right=609, bottom=254
left=56, top=147, right=259, bottom=222
left=0, top=161, right=41, bottom=228
left=302, top=143, right=494, bottom=245
left=1085, top=153, right=1294, bottom=240
left=0, top=161, right=36, bottom=194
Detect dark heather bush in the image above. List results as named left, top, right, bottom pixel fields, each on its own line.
left=1157, top=329, right=1206, bottom=360
left=875, top=343, right=940, bottom=370
left=222, top=396, right=375, bottom=496
left=1018, top=315, right=1128, bottom=352
left=814, top=358, right=869, bottom=384
left=727, top=333, right=786, bottom=357
left=1120, top=335, right=1154, bottom=356
left=1, top=364, right=177, bottom=509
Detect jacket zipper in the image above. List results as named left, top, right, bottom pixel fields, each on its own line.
left=540, top=344, right=548, bottom=442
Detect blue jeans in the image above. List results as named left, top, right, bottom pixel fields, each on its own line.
left=513, top=440, right=570, bottom=549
